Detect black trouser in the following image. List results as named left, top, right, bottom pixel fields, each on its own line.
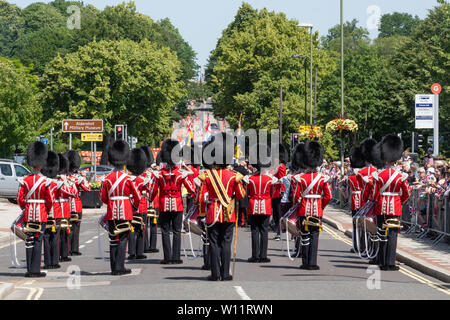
left=108, top=220, right=130, bottom=272
left=59, top=222, right=70, bottom=260
left=200, top=218, right=211, bottom=269
left=159, top=211, right=182, bottom=261
left=70, top=212, right=82, bottom=254
left=237, top=206, right=248, bottom=227
left=351, top=210, right=358, bottom=251
left=249, top=215, right=270, bottom=259
left=149, top=210, right=158, bottom=250
left=208, top=222, right=234, bottom=279
left=271, top=197, right=282, bottom=231
left=128, top=214, right=145, bottom=257
left=376, top=215, right=399, bottom=267
left=25, top=222, right=45, bottom=274
left=298, top=216, right=320, bottom=267
left=43, top=219, right=61, bottom=267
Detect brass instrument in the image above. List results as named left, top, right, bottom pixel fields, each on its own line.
left=131, top=215, right=145, bottom=227
left=60, top=219, right=71, bottom=229
left=147, top=208, right=158, bottom=219
left=23, top=222, right=42, bottom=234
left=70, top=213, right=79, bottom=222
left=382, top=218, right=402, bottom=235
left=302, top=216, right=323, bottom=232
left=45, top=219, right=57, bottom=232
left=113, top=221, right=133, bottom=236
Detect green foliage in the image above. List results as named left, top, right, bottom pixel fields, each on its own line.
left=321, top=18, right=370, bottom=53
left=0, top=57, right=41, bottom=157
left=378, top=12, right=421, bottom=38
left=39, top=39, right=186, bottom=146
left=0, top=0, right=24, bottom=56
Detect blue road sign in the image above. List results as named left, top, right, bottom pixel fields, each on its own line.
left=42, top=138, right=49, bottom=145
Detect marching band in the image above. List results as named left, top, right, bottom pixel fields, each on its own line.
left=11, top=131, right=411, bottom=279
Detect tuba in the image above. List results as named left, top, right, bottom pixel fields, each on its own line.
left=302, top=216, right=323, bottom=232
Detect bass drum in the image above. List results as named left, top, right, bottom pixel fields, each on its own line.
left=98, top=213, right=109, bottom=233
left=183, top=204, right=202, bottom=236
left=355, top=201, right=377, bottom=234
left=280, top=204, right=300, bottom=237
left=11, top=211, right=27, bottom=241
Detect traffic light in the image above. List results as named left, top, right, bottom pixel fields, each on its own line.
left=413, top=132, right=424, bottom=150
left=291, top=133, right=300, bottom=150
left=115, top=124, right=124, bottom=140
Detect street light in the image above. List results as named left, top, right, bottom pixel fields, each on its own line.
left=299, top=23, right=314, bottom=125
left=292, top=55, right=308, bottom=126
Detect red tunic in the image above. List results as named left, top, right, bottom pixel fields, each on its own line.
left=246, top=174, right=274, bottom=216
left=150, top=167, right=195, bottom=212
left=272, top=163, right=286, bottom=198
left=100, top=170, right=141, bottom=220
left=49, top=180, right=78, bottom=219
left=67, top=174, right=91, bottom=213
left=130, top=175, right=152, bottom=214
left=373, top=168, right=411, bottom=216
left=346, top=174, right=363, bottom=211
left=290, top=172, right=304, bottom=206
left=198, top=169, right=246, bottom=224
left=294, top=172, right=332, bottom=217
left=17, top=173, right=53, bottom=223
left=355, top=166, right=377, bottom=204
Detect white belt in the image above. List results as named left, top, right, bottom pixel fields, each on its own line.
left=110, top=196, right=130, bottom=201
left=56, top=199, right=69, bottom=203
left=303, top=195, right=322, bottom=199
left=27, top=200, right=45, bottom=204
left=352, top=191, right=362, bottom=195
left=381, top=192, right=399, bottom=196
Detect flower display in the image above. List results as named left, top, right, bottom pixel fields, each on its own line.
left=325, top=118, right=358, bottom=133
left=299, top=126, right=323, bottom=140
left=89, top=181, right=101, bottom=190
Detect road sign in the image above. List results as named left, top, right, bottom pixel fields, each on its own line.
left=41, top=138, right=49, bottom=145
left=431, top=83, right=441, bottom=95
left=415, top=95, right=434, bottom=129
left=62, top=119, right=103, bottom=132
left=81, top=133, right=103, bottom=142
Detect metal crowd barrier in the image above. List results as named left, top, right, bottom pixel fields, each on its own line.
left=329, top=176, right=351, bottom=211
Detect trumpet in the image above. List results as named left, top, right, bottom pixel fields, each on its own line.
left=302, top=216, right=323, bottom=232
left=131, top=215, right=145, bottom=226
left=45, top=219, right=57, bottom=232
left=147, top=208, right=158, bottom=219
left=112, top=221, right=133, bottom=236
left=70, top=213, right=79, bottom=222
left=23, top=222, right=42, bottom=234
left=60, top=219, right=71, bottom=229
left=382, top=218, right=402, bottom=235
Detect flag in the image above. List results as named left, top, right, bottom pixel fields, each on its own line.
left=204, top=114, right=212, bottom=142
left=234, top=113, right=243, bottom=159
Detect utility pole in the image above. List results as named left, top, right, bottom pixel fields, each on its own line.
left=279, top=85, right=283, bottom=144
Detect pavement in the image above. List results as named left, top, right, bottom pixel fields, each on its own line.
left=323, top=203, right=450, bottom=283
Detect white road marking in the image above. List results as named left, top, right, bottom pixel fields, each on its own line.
left=79, top=245, right=85, bottom=249
left=234, top=286, right=251, bottom=300
left=85, top=240, right=93, bottom=244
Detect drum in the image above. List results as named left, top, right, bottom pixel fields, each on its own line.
left=98, top=213, right=109, bottom=232
left=11, top=211, right=27, bottom=241
left=183, top=204, right=202, bottom=236
left=354, top=201, right=377, bottom=234
left=280, top=204, right=300, bottom=237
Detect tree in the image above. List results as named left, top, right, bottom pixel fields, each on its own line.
left=378, top=12, right=421, bottom=38
left=21, top=2, right=65, bottom=34
left=0, top=57, right=41, bottom=157
left=39, top=39, right=186, bottom=148
left=0, top=1, right=24, bottom=57
left=321, top=18, right=370, bottom=53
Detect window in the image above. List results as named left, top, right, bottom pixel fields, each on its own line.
left=0, top=164, right=12, bottom=176
left=14, top=165, right=29, bottom=177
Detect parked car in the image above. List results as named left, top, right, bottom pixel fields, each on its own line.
left=80, top=165, right=114, bottom=182
left=0, top=159, right=31, bottom=203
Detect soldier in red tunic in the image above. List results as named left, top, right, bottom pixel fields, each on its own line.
left=150, top=139, right=195, bottom=265
left=372, top=135, right=411, bottom=271
left=295, top=141, right=332, bottom=270
left=65, top=150, right=91, bottom=256
left=198, top=133, right=246, bottom=281
left=271, top=144, right=287, bottom=238
left=17, top=141, right=53, bottom=278
left=42, top=151, right=77, bottom=269
left=100, top=140, right=141, bottom=275
left=127, top=148, right=151, bottom=260
left=356, top=138, right=378, bottom=204
left=245, top=144, right=276, bottom=263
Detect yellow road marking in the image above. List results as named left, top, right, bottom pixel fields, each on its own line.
left=15, top=286, right=44, bottom=300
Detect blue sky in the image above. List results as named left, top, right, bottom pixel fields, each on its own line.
left=13, top=0, right=439, bottom=73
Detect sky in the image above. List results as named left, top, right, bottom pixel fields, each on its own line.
left=12, top=0, right=439, bottom=73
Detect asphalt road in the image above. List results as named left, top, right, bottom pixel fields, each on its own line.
left=0, top=213, right=449, bottom=300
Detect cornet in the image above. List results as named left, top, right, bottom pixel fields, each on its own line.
left=302, top=216, right=323, bottom=232
left=113, top=221, right=134, bottom=236
left=23, top=222, right=42, bottom=234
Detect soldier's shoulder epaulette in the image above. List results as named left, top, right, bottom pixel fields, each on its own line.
left=235, top=172, right=244, bottom=183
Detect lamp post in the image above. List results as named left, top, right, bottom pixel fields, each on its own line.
left=292, top=55, right=308, bottom=126
left=299, top=23, right=314, bottom=125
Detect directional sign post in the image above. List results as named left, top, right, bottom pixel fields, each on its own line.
left=62, top=119, right=103, bottom=132
left=81, top=133, right=103, bottom=142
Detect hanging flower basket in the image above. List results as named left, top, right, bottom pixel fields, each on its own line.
left=299, top=126, right=322, bottom=141
left=325, top=118, right=358, bottom=134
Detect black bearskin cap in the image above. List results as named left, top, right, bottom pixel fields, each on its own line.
left=350, top=146, right=365, bottom=169
left=140, top=146, right=154, bottom=167
left=155, top=151, right=161, bottom=166
left=202, top=132, right=234, bottom=169
left=371, top=143, right=384, bottom=169
left=42, top=151, right=59, bottom=178
left=108, top=140, right=130, bottom=166
left=304, top=141, right=324, bottom=169
left=64, top=150, right=81, bottom=172
left=248, top=143, right=271, bottom=170
left=58, top=154, right=69, bottom=174
left=161, top=139, right=181, bottom=167
left=292, top=143, right=306, bottom=170
left=360, top=138, right=377, bottom=164
left=202, top=139, right=214, bottom=170
left=380, top=134, right=404, bottom=163
left=278, top=144, right=288, bottom=165
left=127, top=148, right=147, bottom=176
left=26, top=141, right=48, bottom=168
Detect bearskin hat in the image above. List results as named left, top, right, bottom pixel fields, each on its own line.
left=26, top=141, right=48, bottom=168
left=349, top=146, right=365, bottom=169
left=304, top=140, right=324, bottom=169
left=278, top=144, right=288, bottom=165
left=202, top=139, right=214, bottom=170
left=161, top=139, right=181, bottom=167
left=292, top=143, right=306, bottom=170
left=202, top=132, right=234, bottom=169
left=248, top=143, right=271, bottom=170
left=155, top=151, right=162, bottom=166
left=371, top=143, right=384, bottom=169
left=360, top=138, right=377, bottom=164
left=127, top=148, right=147, bottom=176
left=380, top=134, right=404, bottom=163
left=58, top=154, right=70, bottom=175
left=140, top=146, right=154, bottom=167
left=42, top=151, right=59, bottom=179
left=108, top=140, right=130, bottom=166
left=64, top=150, right=81, bottom=173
